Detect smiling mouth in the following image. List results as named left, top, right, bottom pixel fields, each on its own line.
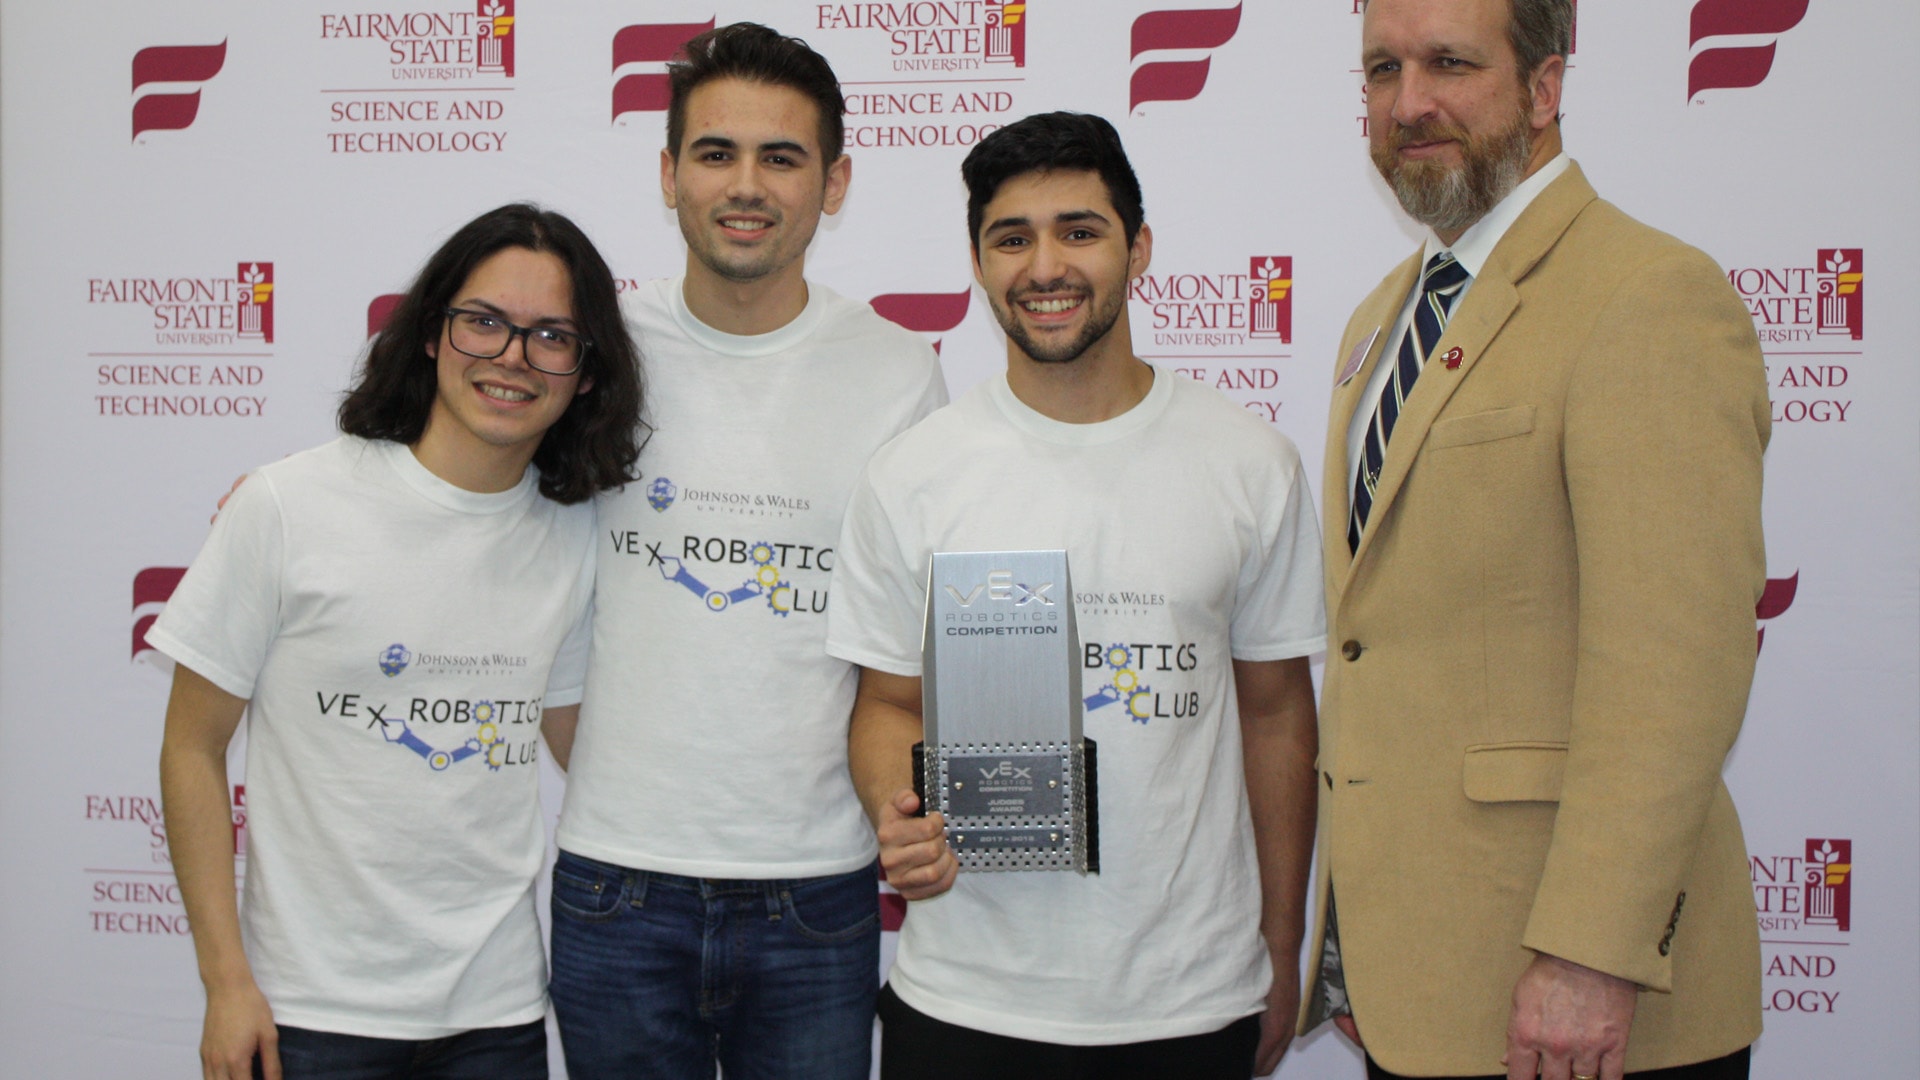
left=479, top=384, right=535, bottom=403
left=719, top=217, right=772, bottom=232
left=1020, top=296, right=1084, bottom=315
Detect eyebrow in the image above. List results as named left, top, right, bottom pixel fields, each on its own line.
left=455, top=297, right=578, bottom=329
left=983, top=208, right=1114, bottom=234
left=1363, top=40, right=1485, bottom=65
left=688, top=135, right=811, bottom=158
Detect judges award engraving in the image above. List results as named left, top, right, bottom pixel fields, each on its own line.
left=915, top=550, right=1098, bottom=873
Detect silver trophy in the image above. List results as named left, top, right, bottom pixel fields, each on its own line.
left=915, top=550, right=1098, bottom=873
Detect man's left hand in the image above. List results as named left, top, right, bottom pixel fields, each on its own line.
left=1505, top=953, right=1637, bottom=1080
left=1254, top=948, right=1300, bottom=1077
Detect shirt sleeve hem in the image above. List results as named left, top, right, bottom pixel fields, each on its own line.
left=144, top=627, right=258, bottom=700
left=1229, top=634, right=1328, bottom=663
left=824, top=642, right=923, bottom=678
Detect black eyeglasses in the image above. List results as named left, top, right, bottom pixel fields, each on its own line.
left=443, top=307, right=592, bottom=376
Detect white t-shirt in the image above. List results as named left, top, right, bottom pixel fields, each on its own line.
left=148, top=437, right=594, bottom=1039
left=826, top=369, right=1327, bottom=1044
left=555, top=278, right=946, bottom=878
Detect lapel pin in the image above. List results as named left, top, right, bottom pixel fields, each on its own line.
left=1338, top=327, right=1380, bottom=387
left=1441, top=346, right=1464, bottom=370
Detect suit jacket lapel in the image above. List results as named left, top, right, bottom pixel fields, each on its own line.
left=1326, top=254, right=1421, bottom=580
left=1343, top=163, right=1602, bottom=582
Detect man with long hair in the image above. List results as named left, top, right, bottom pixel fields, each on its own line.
left=157, top=203, right=642, bottom=1080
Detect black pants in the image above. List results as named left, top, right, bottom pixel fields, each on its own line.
left=1366, top=1045, right=1750, bottom=1080
left=878, top=984, right=1261, bottom=1080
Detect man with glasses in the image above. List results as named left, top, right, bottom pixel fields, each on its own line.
left=539, top=23, right=945, bottom=1080
left=441, top=308, right=592, bottom=374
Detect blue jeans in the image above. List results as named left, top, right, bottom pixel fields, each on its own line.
left=261, top=1019, right=546, bottom=1080
left=548, top=850, right=880, bottom=1080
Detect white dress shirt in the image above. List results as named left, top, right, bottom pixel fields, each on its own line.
left=1345, top=153, right=1573, bottom=500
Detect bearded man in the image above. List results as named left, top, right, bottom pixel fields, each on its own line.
left=1301, top=2, right=1769, bottom=1079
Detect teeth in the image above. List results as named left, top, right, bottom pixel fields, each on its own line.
left=480, top=384, right=533, bottom=403
left=722, top=219, right=770, bottom=231
left=1022, top=298, right=1081, bottom=314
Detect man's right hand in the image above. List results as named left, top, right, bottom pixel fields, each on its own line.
left=201, top=981, right=280, bottom=1080
left=876, top=788, right=957, bottom=900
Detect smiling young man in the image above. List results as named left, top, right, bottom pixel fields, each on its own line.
left=827, top=112, right=1325, bottom=1080
left=540, top=22, right=946, bottom=1080
left=1301, top=2, right=1769, bottom=1079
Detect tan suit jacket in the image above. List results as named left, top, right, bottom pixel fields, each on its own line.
left=1300, top=164, right=1767, bottom=1075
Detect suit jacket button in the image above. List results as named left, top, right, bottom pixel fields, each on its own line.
left=1341, top=640, right=1363, bottom=661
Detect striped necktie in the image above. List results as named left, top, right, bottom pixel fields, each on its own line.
left=1347, top=252, right=1471, bottom=554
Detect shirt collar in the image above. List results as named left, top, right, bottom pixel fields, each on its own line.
left=1424, top=152, right=1572, bottom=277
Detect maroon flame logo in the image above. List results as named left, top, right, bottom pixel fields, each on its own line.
left=132, top=567, right=188, bottom=660
left=132, top=40, right=227, bottom=140
left=1688, top=0, right=1811, bottom=102
left=1129, top=3, right=1242, bottom=113
left=612, top=19, right=716, bottom=123
left=869, top=288, right=973, bottom=355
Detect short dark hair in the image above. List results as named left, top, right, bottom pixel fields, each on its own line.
left=1507, top=0, right=1574, bottom=85
left=666, top=22, right=847, bottom=165
left=961, top=112, right=1146, bottom=252
left=338, top=203, right=645, bottom=505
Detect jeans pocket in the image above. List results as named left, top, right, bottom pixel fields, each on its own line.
left=550, top=852, right=629, bottom=923
left=779, top=869, right=881, bottom=945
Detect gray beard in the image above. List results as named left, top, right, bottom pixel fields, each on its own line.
left=1385, top=118, right=1531, bottom=237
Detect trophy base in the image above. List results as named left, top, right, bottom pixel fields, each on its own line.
left=911, top=739, right=1098, bottom=874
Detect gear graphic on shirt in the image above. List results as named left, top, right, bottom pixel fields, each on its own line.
left=1126, top=689, right=1155, bottom=721
left=1084, top=644, right=1155, bottom=724
left=375, top=706, right=510, bottom=771
left=654, top=550, right=803, bottom=618
left=766, top=582, right=796, bottom=616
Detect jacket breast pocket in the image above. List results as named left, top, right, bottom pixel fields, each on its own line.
left=1428, top=405, right=1535, bottom=449
left=1462, top=741, right=1567, bottom=803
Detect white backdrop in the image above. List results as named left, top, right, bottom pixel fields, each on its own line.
left=2, top=2, right=1915, bottom=1077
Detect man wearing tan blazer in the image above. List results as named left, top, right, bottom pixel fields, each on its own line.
left=1299, top=2, right=1769, bottom=1079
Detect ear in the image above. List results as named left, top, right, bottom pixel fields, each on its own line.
left=1127, top=222, right=1154, bottom=282
left=822, top=153, right=852, bottom=217
left=660, top=147, right=679, bottom=209
left=1528, top=54, right=1565, bottom=131
left=970, top=242, right=986, bottom=288
left=576, top=375, right=594, bottom=395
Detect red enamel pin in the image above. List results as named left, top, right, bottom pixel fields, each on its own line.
left=1441, top=346, right=1464, bottom=370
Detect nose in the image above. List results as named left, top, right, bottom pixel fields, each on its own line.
left=1028, top=234, right=1069, bottom=287
left=723, top=157, right=768, bottom=203
left=1389, top=67, right=1439, bottom=127
left=495, top=328, right=534, bottom=370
